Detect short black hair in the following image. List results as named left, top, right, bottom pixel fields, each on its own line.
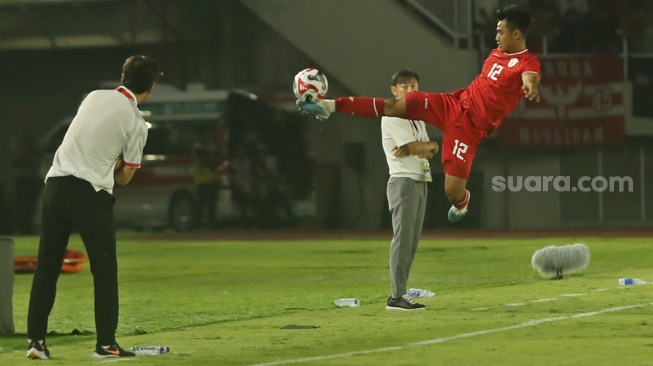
left=496, top=5, right=531, bottom=36
left=122, top=55, right=162, bottom=94
left=391, top=69, right=419, bottom=86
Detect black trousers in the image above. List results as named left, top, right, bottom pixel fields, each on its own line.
left=27, top=176, right=118, bottom=346
left=196, top=182, right=218, bottom=225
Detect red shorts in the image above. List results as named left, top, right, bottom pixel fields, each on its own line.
left=405, top=91, right=486, bottom=179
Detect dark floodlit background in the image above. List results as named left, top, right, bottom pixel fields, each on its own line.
left=0, top=0, right=651, bottom=235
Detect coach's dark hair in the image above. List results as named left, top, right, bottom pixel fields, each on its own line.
left=497, top=4, right=531, bottom=36
left=391, top=69, right=419, bottom=86
left=122, top=55, right=162, bottom=94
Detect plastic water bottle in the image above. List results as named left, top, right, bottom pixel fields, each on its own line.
left=333, top=298, right=360, bottom=307
left=129, top=345, right=170, bottom=356
left=618, top=278, right=647, bottom=285
left=407, top=288, right=435, bottom=298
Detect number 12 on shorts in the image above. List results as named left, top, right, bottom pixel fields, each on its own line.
left=453, top=140, right=468, bottom=161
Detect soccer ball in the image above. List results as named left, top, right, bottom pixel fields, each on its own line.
left=293, top=68, right=328, bottom=103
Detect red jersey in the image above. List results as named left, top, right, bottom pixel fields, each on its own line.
left=460, top=48, right=540, bottom=132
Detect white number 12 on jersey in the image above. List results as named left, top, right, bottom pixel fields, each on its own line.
left=487, top=63, right=504, bottom=81
left=453, top=140, right=468, bottom=161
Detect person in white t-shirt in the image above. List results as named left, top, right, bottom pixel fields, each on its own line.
left=26, top=55, right=161, bottom=360
left=382, top=70, right=439, bottom=311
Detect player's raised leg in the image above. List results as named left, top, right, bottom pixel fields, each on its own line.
left=445, top=175, right=470, bottom=223
left=297, top=96, right=407, bottom=120
left=441, top=113, right=481, bottom=223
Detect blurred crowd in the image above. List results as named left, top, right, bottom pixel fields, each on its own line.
left=477, top=0, right=653, bottom=53
left=191, top=135, right=296, bottom=231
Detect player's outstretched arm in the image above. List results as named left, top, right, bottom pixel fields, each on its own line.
left=522, top=72, right=541, bottom=102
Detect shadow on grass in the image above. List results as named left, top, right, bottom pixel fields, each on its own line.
left=0, top=328, right=94, bottom=339
left=420, top=246, right=489, bottom=253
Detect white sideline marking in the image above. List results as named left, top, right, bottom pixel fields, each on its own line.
left=100, top=359, right=135, bottom=363
left=560, top=293, right=585, bottom=297
left=505, top=303, right=525, bottom=307
left=531, top=298, right=557, bottom=303
left=471, top=307, right=491, bottom=311
left=249, top=304, right=646, bottom=366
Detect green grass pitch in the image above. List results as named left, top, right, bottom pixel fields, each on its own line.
left=2, top=231, right=652, bottom=365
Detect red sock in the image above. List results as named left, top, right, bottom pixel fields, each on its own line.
left=335, top=97, right=385, bottom=117
left=453, top=190, right=469, bottom=209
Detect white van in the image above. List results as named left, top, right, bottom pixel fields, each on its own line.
left=38, top=84, right=314, bottom=231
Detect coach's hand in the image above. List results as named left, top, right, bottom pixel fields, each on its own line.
left=427, top=141, right=439, bottom=156
left=115, top=158, right=124, bottom=171
left=392, top=145, right=409, bottom=158
left=419, top=141, right=439, bottom=159
left=394, top=141, right=439, bottom=159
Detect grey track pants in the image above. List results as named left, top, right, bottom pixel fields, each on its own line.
left=387, top=176, right=427, bottom=298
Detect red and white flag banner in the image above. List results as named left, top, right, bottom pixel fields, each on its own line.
left=498, top=54, right=626, bottom=148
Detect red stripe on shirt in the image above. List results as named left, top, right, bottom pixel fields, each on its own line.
left=115, top=87, right=134, bottom=100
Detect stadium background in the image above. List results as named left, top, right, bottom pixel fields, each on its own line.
left=0, top=0, right=652, bottom=233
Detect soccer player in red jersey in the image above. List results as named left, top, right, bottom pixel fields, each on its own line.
left=298, top=5, right=541, bottom=222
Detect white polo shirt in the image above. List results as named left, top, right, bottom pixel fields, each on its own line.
left=46, top=87, right=148, bottom=193
left=381, top=116, right=431, bottom=182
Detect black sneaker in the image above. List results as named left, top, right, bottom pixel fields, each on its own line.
left=386, top=294, right=426, bottom=311
left=27, top=340, right=50, bottom=359
left=92, top=344, right=135, bottom=358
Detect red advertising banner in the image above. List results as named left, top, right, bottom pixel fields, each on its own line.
left=498, top=54, right=625, bottom=147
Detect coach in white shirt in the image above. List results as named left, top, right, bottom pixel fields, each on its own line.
left=382, top=70, right=439, bottom=311
left=27, top=55, right=161, bottom=359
